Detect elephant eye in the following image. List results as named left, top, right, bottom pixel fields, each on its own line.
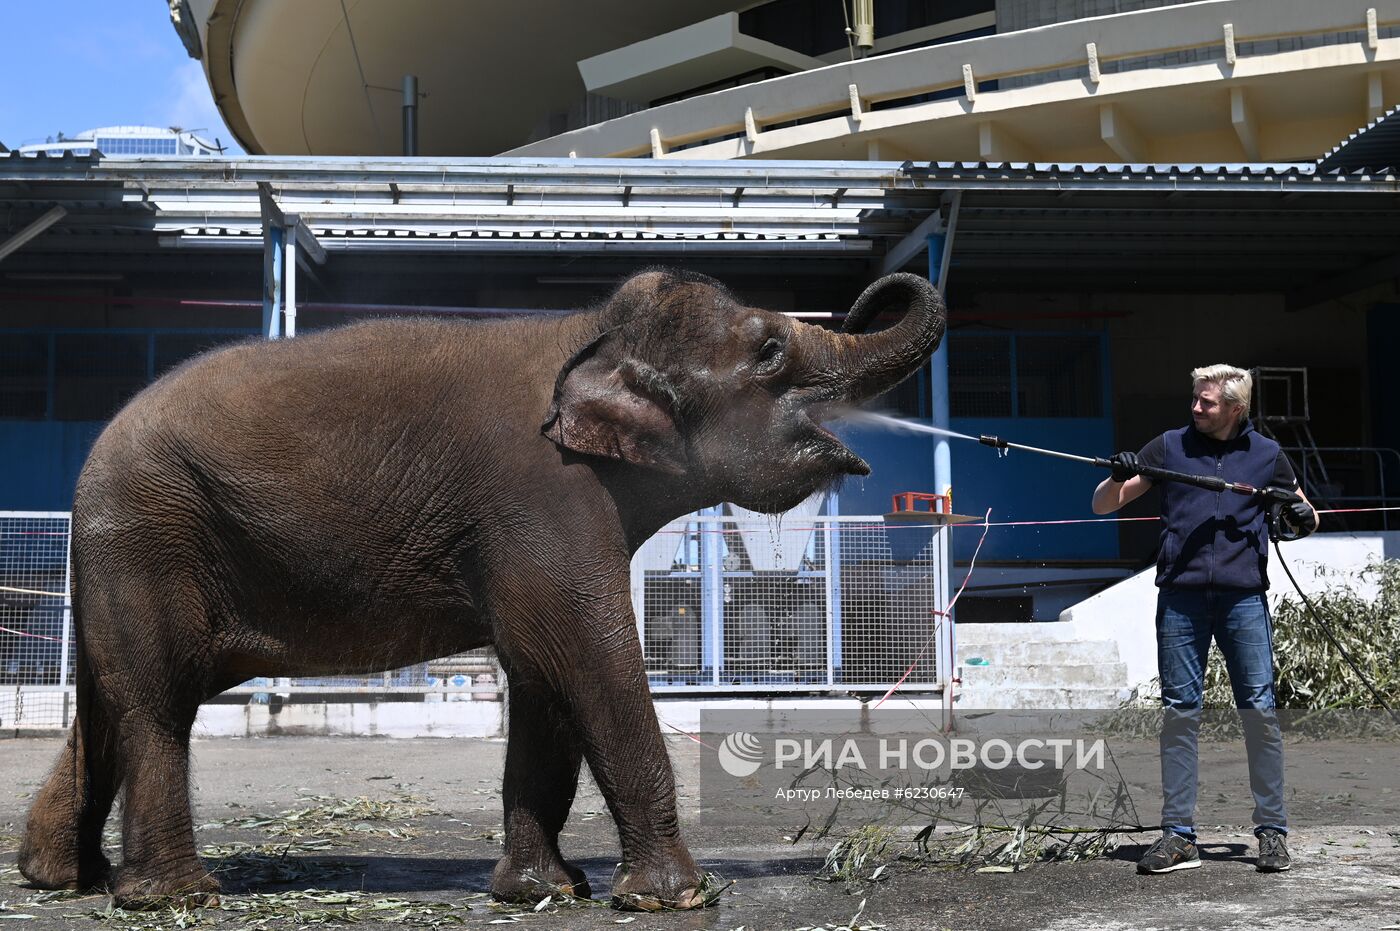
left=754, top=336, right=786, bottom=375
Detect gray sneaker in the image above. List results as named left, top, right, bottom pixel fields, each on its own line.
left=1137, top=829, right=1202, bottom=874
left=1256, top=828, right=1291, bottom=872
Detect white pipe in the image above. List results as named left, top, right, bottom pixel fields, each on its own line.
left=284, top=229, right=297, bottom=337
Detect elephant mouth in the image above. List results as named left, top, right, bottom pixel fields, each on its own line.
left=798, top=402, right=870, bottom=476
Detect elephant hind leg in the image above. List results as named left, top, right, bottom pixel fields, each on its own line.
left=18, top=656, right=121, bottom=891
left=58, top=571, right=222, bottom=910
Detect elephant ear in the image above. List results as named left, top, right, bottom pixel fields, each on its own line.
left=542, top=333, right=688, bottom=475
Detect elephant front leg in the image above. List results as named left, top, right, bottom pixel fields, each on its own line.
left=504, top=614, right=705, bottom=909
left=569, top=654, right=707, bottom=911
left=490, top=681, right=591, bottom=902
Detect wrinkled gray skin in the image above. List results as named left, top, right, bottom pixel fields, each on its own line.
left=18, top=269, right=944, bottom=910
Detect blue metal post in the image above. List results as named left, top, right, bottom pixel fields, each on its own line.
left=700, top=505, right=724, bottom=685
left=927, top=233, right=951, bottom=497
left=262, top=225, right=284, bottom=339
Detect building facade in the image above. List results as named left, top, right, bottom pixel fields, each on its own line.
left=17, top=125, right=222, bottom=157
left=1, top=0, right=1395, bottom=626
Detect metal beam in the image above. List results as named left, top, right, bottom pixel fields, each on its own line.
left=0, top=205, right=67, bottom=263
left=879, top=202, right=945, bottom=275
left=262, top=225, right=284, bottom=339
left=257, top=181, right=286, bottom=227
left=260, top=184, right=327, bottom=266
left=282, top=213, right=327, bottom=266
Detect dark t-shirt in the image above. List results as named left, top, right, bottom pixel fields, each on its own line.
left=1136, top=433, right=1300, bottom=491
left=1137, top=423, right=1301, bottom=590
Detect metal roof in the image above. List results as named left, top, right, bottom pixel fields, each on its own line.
left=1318, top=106, right=1400, bottom=173
left=2, top=153, right=1398, bottom=296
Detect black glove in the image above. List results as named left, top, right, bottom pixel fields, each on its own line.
left=1263, top=488, right=1317, bottom=540
left=1109, top=451, right=1141, bottom=484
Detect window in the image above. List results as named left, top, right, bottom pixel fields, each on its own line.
left=94, top=137, right=178, bottom=155
left=2, top=329, right=256, bottom=423
left=885, top=367, right=928, bottom=419
left=949, top=334, right=1013, bottom=417
left=949, top=332, right=1103, bottom=418
left=1016, top=335, right=1102, bottom=418
left=0, top=334, right=49, bottom=419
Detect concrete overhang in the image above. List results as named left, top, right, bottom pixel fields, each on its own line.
left=188, top=0, right=753, bottom=157
left=578, top=13, right=825, bottom=104
left=513, top=0, right=1400, bottom=164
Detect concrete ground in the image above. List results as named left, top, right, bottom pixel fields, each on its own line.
left=1, top=735, right=1398, bottom=931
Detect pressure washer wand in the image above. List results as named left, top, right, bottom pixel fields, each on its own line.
left=975, top=431, right=1400, bottom=722
left=976, top=434, right=1264, bottom=498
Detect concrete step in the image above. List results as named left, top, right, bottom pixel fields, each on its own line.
left=958, top=661, right=1129, bottom=690
left=954, top=622, right=1079, bottom=645
left=952, top=685, right=1131, bottom=710
left=957, top=640, right=1121, bottom=666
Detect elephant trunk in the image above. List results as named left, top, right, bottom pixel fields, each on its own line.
left=804, top=273, right=946, bottom=406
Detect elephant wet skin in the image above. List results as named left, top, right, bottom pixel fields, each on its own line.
left=19, top=268, right=945, bottom=910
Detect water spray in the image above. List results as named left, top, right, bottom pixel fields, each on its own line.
left=973, top=433, right=1310, bottom=541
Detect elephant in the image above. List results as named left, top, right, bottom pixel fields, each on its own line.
left=18, top=267, right=945, bottom=910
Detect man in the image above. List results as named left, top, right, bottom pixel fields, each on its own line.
left=1092, top=364, right=1317, bottom=875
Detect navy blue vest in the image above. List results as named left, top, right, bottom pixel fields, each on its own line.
left=1155, top=420, right=1280, bottom=592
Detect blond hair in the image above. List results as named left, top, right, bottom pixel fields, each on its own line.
left=1191, top=364, right=1252, bottom=424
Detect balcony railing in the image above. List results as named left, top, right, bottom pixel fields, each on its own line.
left=509, top=0, right=1400, bottom=159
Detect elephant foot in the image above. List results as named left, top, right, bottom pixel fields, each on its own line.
left=110, top=865, right=222, bottom=911
left=490, top=855, right=592, bottom=904
left=16, top=835, right=111, bottom=891
left=610, top=859, right=715, bottom=912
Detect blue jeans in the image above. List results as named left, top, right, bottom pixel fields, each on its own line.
left=1156, top=589, right=1287, bottom=838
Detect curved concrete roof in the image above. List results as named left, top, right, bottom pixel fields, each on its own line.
left=197, top=0, right=751, bottom=156
left=193, top=0, right=1399, bottom=163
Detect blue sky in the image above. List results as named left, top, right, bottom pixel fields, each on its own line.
left=0, top=0, right=241, bottom=152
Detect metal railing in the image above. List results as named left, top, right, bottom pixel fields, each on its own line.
left=509, top=0, right=1400, bottom=158
left=3, top=503, right=953, bottom=730
left=1282, top=446, right=1400, bottom=531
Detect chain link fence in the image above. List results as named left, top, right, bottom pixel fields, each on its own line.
left=4, top=500, right=952, bottom=731
left=0, top=512, right=73, bottom=732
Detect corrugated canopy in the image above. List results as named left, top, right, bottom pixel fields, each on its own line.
left=1318, top=106, right=1400, bottom=172
left=2, top=154, right=1398, bottom=299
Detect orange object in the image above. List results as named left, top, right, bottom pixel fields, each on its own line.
left=890, top=491, right=952, bottom=515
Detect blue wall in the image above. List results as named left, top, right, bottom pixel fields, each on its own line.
left=947, top=416, right=1116, bottom=561
left=0, top=421, right=105, bottom=511
left=836, top=325, right=1117, bottom=562
left=834, top=416, right=1116, bottom=561
left=1, top=325, right=1119, bottom=565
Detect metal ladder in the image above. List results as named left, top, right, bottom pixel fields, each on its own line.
left=1250, top=367, right=1340, bottom=518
